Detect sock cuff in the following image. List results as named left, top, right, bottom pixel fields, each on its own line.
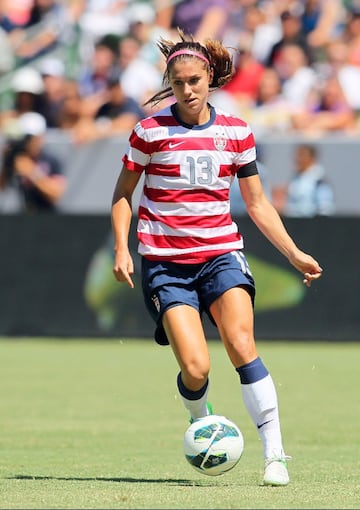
left=177, top=372, right=209, bottom=400
left=236, top=357, right=269, bottom=384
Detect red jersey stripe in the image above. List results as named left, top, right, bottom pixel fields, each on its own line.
left=122, top=155, right=144, bottom=173
left=138, top=206, right=233, bottom=228
left=139, top=231, right=242, bottom=250
left=142, top=248, right=239, bottom=264
left=144, top=186, right=229, bottom=203
left=146, top=163, right=181, bottom=176
left=140, top=134, right=255, bottom=154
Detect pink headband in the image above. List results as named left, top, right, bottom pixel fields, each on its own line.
left=166, top=49, right=210, bottom=66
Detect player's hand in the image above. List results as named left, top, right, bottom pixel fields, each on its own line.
left=113, top=250, right=135, bottom=288
left=288, top=250, right=323, bottom=288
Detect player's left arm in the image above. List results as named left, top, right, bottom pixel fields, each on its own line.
left=239, top=173, right=323, bottom=287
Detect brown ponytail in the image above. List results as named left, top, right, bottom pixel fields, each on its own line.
left=144, top=29, right=234, bottom=107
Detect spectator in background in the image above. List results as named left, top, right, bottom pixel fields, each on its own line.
left=117, top=35, right=162, bottom=109
left=95, top=70, right=145, bottom=124
left=301, top=0, right=324, bottom=35
left=71, top=70, right=145, bottom=144
left=221, top=34, right=265, bottom=110
left=266, top=7, right=314, bottom=68
left=78, top=0, right=128, bottom=51
left=302, top=0, right=345, bottom=50
left=235, top=3, right=282, bottom=66
left=272, top=144, right=335, bottom=217
left=127, top=1, right=170, bottom=69
left=223, top=1, right=281, bottom=63
left=6, top=0, right=67, bottom=65
left=274, top=43, right=318, bottom=109
left=155, top=0, right=230, bottom=43
left=38, top=57, right=67, bottom=128
left=343, top=5, right=360, bottom=67
left=0, top=66, right=45, bottom=128
left=58, top=79, right=83, bottom=130
left=246, top=67, right=297, bottom=138
left=78, top=36, right=118, bottom=98
left=0, top=0, right=33, bottom=72
left=0, top=25, right=14, bottom=74
left=291, top=74, right=357, bottom=134
left=0, top=0, right=34, bottom=31
left=0, top=112, right=67, bottom=213
left=318, top=38, right=360, bottom=113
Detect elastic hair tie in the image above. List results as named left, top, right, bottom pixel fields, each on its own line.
left=166, top=49, right=210, bottom=66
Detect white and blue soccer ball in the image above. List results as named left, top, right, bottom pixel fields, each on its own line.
left=183, top=414, right=244, bottom=476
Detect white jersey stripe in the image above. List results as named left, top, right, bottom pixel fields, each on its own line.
left=146, top=172, right=233, bottom=191
left=138, top=218, right=238, bottom=238
left=139, top=240, right=244, bottom=258
left=140, top=196, right=230, bottom=216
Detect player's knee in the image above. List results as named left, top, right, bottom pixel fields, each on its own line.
left=182, top=359, right=209, bottom=388
left=224, top=330, right=256, bottom=362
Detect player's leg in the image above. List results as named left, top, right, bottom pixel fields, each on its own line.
left=162, top=304, right=212, bottom=421
left=210, top=287, right=289, bottom=485
left=142, top=257, right=213, bottom=422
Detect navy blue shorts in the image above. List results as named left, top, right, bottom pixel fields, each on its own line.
left=141, top=250, right=255, bottom=345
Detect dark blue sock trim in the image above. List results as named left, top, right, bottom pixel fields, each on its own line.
left=236, top=357, right=269, bottom=384
left=177, top=372, right=209, bottom=400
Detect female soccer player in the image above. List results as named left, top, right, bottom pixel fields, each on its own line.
left=111, top=30, right=323, bottom=486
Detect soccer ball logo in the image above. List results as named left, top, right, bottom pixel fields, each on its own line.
left=183, top=415, right=244, bottom=476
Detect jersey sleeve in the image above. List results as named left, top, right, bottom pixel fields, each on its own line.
left=233, top=123, right=257, bottom=175
left=122, top=121, right=151, bottom=173
left=236, top=160, right=259, bottom=178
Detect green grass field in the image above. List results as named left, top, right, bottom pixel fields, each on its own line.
left=0, top=338, right=359, bottom=509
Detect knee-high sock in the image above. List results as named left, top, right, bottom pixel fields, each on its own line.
left=177, top=372, right=210, bottom=421
left=236, top=357, right=285, bottom=459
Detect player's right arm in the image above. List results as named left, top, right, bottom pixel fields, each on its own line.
left=111, top=165, right=142, bottom=288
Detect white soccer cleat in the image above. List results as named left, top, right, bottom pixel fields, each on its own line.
left=263, top=456, right=290, bottom=486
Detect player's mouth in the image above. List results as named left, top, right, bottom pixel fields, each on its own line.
left=184, top=97, right=198, bottom=106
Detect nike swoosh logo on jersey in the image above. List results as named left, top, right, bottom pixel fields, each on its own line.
left=169, top=141, right=185, bottom=149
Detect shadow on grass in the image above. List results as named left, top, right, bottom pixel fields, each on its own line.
left=8, top=474, right=213, bottom=486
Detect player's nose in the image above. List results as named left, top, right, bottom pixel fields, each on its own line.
left=183, top=82, right=192, bottom=95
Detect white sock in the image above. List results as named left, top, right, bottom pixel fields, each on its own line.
left=241, top=374, right=285, bottom=459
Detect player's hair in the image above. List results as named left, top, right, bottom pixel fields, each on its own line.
left=144, top=28, right=234, bottom=106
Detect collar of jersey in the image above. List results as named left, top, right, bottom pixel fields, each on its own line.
left=171, top=103, right=215, bottom=130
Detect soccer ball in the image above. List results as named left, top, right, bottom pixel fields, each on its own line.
left=183, top=414, right=244, bottom=476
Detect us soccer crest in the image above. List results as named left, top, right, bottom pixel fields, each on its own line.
left=214, top=133, right=227, bottom=151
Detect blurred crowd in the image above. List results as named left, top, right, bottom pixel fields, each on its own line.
left=0, top=0, right=359, bottom=214
left=0, top=0, right=360, bottom=143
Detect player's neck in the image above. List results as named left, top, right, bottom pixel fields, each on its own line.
left=174, top=102, right=211, bottom=126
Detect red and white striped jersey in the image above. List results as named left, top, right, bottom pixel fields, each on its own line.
left=122, top=104, right=256, bottom=263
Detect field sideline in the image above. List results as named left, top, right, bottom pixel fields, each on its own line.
left=0, top=338, right=359, bottom=509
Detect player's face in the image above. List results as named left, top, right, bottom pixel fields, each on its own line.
left=169, top=59, right=213, bottom=124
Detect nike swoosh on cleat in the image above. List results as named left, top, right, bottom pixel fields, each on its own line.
left=257, top=420, right=273, bottom=429
left=169, top=141, right=185, bottom=148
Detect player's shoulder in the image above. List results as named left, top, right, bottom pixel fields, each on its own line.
left=131, top=105, right=176, bottom=142
left=211, top=105, right=250, bottom=129
left=138, top=105, right=175, bottom=130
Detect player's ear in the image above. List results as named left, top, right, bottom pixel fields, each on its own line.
left=208, top=67, right=214, bottom=84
